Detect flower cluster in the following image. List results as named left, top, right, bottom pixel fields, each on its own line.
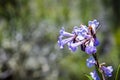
left=58, top=19, right=113, bottom=80
left=58, top=19, right=99, bottom=54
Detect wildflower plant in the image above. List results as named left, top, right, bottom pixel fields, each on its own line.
left=57, top=19, right=114, bottom=80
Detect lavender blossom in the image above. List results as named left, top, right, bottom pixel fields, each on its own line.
left=86, top=56, right=96, bottom=68
left=101, top=66, right=113, bottom=77
left=85, top=46, right=97, bottom=54
left=80, top=20, right=99, bottom=54
left=58, top=27, right=75, bottom=49
left=85, top=39, right=97, bottom=54
left=88, top=19, right=99, bottom=34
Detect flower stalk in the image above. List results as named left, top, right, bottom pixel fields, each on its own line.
left=92, top=54, right=106, bottom=80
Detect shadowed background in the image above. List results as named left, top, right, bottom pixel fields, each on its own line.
left=0, top=0, right=120, bottom=80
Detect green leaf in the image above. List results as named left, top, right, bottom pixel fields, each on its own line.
left=115, top=64, right=120, bottom=80
left=85, top=74, right=93, bottom=80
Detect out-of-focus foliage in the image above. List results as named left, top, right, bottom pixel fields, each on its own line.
left=0, top=0, right=119, bottom=80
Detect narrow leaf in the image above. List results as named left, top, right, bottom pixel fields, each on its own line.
left=115, top=64, right=120, bottom=80
left=85, top=74, right=93, bottom=80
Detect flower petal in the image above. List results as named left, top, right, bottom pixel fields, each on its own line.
left=94, top=38, right=100, bottom=46
left=68, top=42, right=77, bottom=52
left=60, top=27, right=74, bottom=37
left=90, top=71, right=100, bottom=80
left=76, top=35, right=85, bottom=41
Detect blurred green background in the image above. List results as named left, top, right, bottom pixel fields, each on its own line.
left=0, top=0, right=120, bottom=80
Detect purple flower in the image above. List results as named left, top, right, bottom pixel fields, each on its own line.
left=88, top=22, right=100, bottom=47
left=88, top=19, right=99, bottom=28
left=58, top=27, right=75, bottom=49
left=88, top=19, right=99, bottom=34
left=81, top=20, right=100, bottom=54
left=86, top=56, right=96, bottom=68
left=68, top=38, right=88, bottom=52
left=68, top=42, right=78, bottom=52
left=60, top=27, right=74, bottom=37
left=90, top=71, right=100, bottom=80
left=58, top=37, right=74, bottom=49
left=85, top=35, right=97, bottom=54
left=72, top=25, right=89, bottom=40
left=85, top=46, right=97, bottom=54
left=101, top=66, right=113, bottom=77
left=85, top=39, right=97, bottom=54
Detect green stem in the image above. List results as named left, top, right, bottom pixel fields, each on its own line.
left=92, top=54, right=106, bottom=80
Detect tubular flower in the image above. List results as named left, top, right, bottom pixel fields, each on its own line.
left=101, top=66, right=113, bottom=77
left=88, top=19, right=99, bottom=34
left=86, top=56, right=96, bottom=68
left=58, top=27, right=75, bottom=49
left=83, top=19, right=100, bottom=54
left=85, top=39, right=97, bottom=54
